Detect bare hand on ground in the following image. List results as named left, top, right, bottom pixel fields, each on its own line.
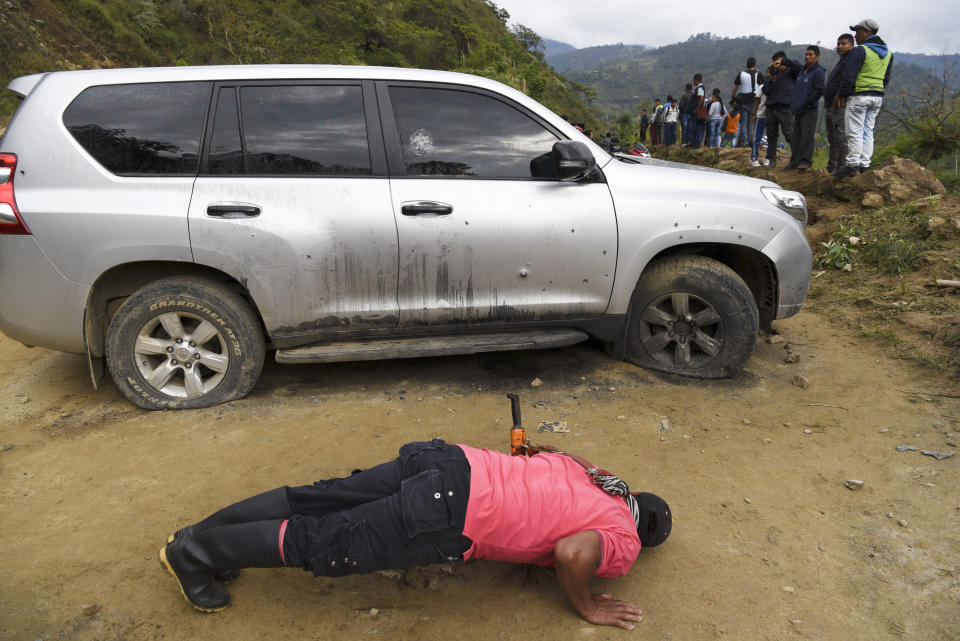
left=583, top=593, right=643, bottom=630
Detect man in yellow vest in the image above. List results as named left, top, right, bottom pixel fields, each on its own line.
left=833, top=18, right=893, bottom=176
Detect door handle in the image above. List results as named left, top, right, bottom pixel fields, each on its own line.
left=401, top=201, right=453, bottom=216
left=207, top=204, right=261, bottom=218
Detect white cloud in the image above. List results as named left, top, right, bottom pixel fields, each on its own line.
left=495, top=0, right=958, bottom=55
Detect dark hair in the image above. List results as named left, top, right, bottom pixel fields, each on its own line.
left=772, top=50, right=786, bottom=61
left=666, top=95, right=674, bottom=101
left=711, top=87, right=721, bottom=96
left=807, top=45, right=820, bottom=56
left=685, top=83, right=693, bottom=90
left=838, top=33, right=855, bottom=44
left=693, top=73, right=702, bottom=82
left=747, top=56, right=756, bottom=67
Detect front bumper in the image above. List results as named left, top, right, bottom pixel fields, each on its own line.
left=762, top=223, right=813, bottom=319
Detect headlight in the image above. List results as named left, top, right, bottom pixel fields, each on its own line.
left=761, top=187, right=807, bottom=225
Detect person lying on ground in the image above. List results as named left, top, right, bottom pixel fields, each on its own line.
left=159, top=438, right=672, bottom=630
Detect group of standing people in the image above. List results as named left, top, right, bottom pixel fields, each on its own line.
left=638, top=79, right=731, bottom=149
left=634, top=18, right=892, bottom=175
left=639, top=75, right=740, bottom=149
left=756, top=18, right=892, bottom=174
left=641, top=96, right=680, bottom=146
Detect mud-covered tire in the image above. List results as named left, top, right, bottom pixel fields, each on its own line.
left=623, top=255, right=758, bottom=378
left=105, top=277, right=265, bottom=410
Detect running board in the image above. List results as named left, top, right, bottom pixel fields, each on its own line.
left=274, top=329, right=590, bottom=364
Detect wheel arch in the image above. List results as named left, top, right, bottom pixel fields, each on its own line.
left=84, top=262, right=267, bottom=382
left=607, top=243, right=776, bottom=361
left=645, top=243, right=777, bottom=331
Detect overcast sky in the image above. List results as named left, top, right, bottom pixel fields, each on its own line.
left=495, top=0, right=957, bottom=56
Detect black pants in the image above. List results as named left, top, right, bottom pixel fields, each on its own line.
left=790, top=110, right=817, bottom=167
left=824, top=106, right=847, bottom=173
left=282, top=439, right=472, bottom=577
left=765, top=106, right=793, bottom=166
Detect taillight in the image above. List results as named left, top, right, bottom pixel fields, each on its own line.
left=0, top=153, right=30, bottom=235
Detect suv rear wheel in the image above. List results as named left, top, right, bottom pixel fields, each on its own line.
left=623, top=255, right=758, bottom=378
left=105, top=277, right=265, bottom=410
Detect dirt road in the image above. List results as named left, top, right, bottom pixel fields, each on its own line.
left=1, top=307, right=958, bottom=641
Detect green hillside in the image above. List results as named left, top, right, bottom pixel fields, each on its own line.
left=0, top=0, right=599, bottom=128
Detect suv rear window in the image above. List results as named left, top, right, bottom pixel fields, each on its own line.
left=63, top=82, right=209, bottom=176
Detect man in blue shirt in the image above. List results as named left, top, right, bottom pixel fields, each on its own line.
left=787, top=46, right=825, bottom=169
left=824, top=34, right=856, bottom=174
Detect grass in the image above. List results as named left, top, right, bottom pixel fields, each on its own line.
left=935, top=169, right=960, bottom=197
left=814, top=201, right=937, bottom=275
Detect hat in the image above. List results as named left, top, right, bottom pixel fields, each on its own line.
left=635, top=492, right=672, bottom=548
left=849, top=18, right=879, bottom=32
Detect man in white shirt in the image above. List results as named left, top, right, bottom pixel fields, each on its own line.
left=731, top=57, right=763, bottom=148
left=663, top=96, right=679, bottom=145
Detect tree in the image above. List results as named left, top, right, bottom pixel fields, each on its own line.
left=615, top=112, right=634, bottom=141
left=484, top=0, right=509, bottom=23
left=885, top=55, right=960, bottom=166
left=511, top=24, right=543, bottom=56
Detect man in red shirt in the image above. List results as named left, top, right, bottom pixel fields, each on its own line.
left=160, top=439, right=671, bottom=630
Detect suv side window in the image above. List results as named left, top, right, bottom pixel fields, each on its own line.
left=236, top=85, right=370, bottom=176
left=388, top=86, right=559, bottom=179
left=63, top=82, right=210, bottom=175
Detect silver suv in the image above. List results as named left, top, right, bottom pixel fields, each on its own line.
left=0, top=65, right=812, bottom=410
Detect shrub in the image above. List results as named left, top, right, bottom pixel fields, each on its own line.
left=814, top=203, right=936, bottom=274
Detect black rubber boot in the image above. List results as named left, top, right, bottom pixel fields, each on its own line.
left=159, top=519, right=286, bottom=612
left=168, top=488, right=291, bottom=582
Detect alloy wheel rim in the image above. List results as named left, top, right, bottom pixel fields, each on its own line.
left=637, top=292, right=724, bottom=369
left=133, top=311, right=229, bottom=399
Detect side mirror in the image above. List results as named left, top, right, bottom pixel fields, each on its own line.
left=552, top=140, right=598, bottom=182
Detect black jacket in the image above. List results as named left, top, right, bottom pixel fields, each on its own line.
left=790, top=62, right=825, bottom=115
left=824, top=50, right=855, bottom=104
left=762, top=58, right=802, bottom=108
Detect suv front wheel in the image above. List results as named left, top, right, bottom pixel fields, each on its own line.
left=623, top=255, right=759, bottom=378
left=105, top=277, right=265, bottom=410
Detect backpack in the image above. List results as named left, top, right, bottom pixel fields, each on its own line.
left=739, top=69, right=761, bottom=97
left=692, top=86, right=707, bottom=118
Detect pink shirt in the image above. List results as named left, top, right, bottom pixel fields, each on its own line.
left=457, top=445, right=640, bottom=577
